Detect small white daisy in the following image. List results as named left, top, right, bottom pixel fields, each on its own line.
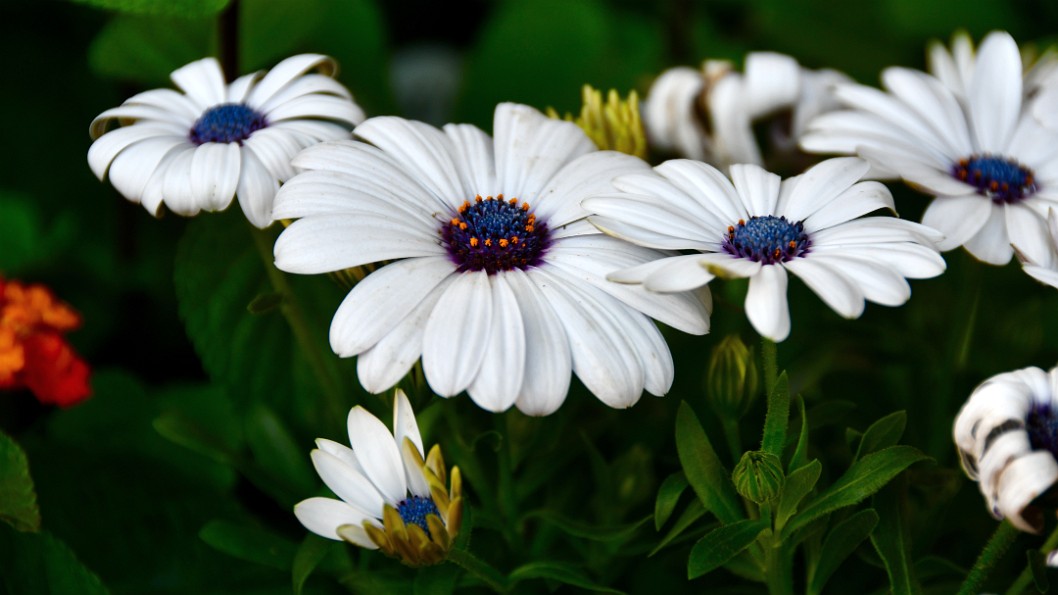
left=954, top=365, right=1058, bottom=533
left=802, top=31, right=1058, bottom=266
left=295, top=390, right=461, bottom=566
left=88, top=54, right=365, bottom=228
left=583, top=157, right=945, bottom=342
left=272, top=103, right=710, bottom=414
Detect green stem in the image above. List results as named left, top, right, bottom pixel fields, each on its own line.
left=721, top=417, right=743, bottom=467
left=959, top=521, right=1019, bottom=595
left=448, top=547, right=508, bottom=593
left=495, top=413, right=521, bottom=549
left=761, top=338, right=778, bottom=395
left=1005, top=523, right=1058, bottom=595
left=249, top=226, right=347, bottom=431
left=764, top=536, right=793, bottom=595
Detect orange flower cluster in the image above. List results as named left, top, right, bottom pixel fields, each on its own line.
left=0, top=278, right=90, bottom=406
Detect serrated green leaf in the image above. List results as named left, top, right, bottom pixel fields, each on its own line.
left=0, top=524, right=109, bottom=595
left=786, top=446, right=929, bottom=537
left=761, top=372, right=790, bottom=458
left=870, top=484, right=920, bottom=595
left=509, top=561, right=623, bottom=594
left=528, top=510, right=650, bottom=543
left=88, top=13, right=215, bottom=85
left=292, top=534, right=331, bottom=595
left=775, top=459, right=822, bottom=532
left=244, top=404, right=317, bottom=500
left=0, top=430, right=41, bottom=532
left=655, top=472, right=689, bottom=530
left=675, top=402, right=743, bottom=524
left=687, top=519, right=770, bottom=579
left=788, top=396, right=809, bottom=472
left=199, top=519, right=298, bottom=571
left=854, top=411, right=907, bottom=462
left=650, top=499, right=709, bottom=557
left=71, top=0, right=229, bottom=17
left=808, top=509, right=879, bottom=595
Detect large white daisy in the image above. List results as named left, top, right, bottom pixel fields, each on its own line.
left=88, top=54, right=365, bottom=228
left=582, top=157, right=945, bottom=342
left=272, top=103, right=710, bottom=415
left=954, top=365, right=1058, bottom=533
left=801, top=31, right=1058, bottom=265
left=295, top=390, right=462, bottom=566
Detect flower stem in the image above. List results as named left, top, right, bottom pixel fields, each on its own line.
left=958, top=520, right=1019, bottom=595
left=448, top=547, right=509, bottom=593
left=764, top=534, right=793, bottom=595
left=721, top=417, right=743, bottom=467
left=1005, top=523, right=1058, bottom=595
left=249, top=226, right=347, bottom=432
left=761, top=337, right=778, bottom=395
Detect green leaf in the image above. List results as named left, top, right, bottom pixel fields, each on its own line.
left=655, top=472, right=689, bottom=530
left=785, top=446, right=928, bottom=537
left=0, top=192, right=74, bottom=274
left=292, top=535, right=331, bottom=595
left=0, top=430, right=41, bottom=532
left=761, top=372, right=790, bottom=458
left=788, top=396, right=809, bottom=471
left=869, top=484, right=920, bottom=595
left=675, top=402, right=743, bottom=524
left=528, top=510, right=650, bottom=543
left=71, top=0, right=229, bottom=17
left=650, top=499, right=709, bottom=556
left=244, top=404, right=317, bottom=501
left=854, top=411, right=907, bottom=462
left=247, top=291, right=283, bottom=315
left=687, top=519, right=770, bottom=579
left=88, top=13, right=215, bottom=85
left=413, top=562, right=460, bottom=595
left=0, top=524, right=109, bottom=595
left=775, top=460, right=822, bottom=532
left=809, top=509, right=879, bottom=595
left=509, top=561, right=623, bottom=593
left=199, top=519, right=298, bottom=571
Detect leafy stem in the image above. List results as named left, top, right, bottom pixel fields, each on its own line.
left=958, top=520, right=1019, bottom=595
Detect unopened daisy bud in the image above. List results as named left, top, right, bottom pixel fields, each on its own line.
left=732, top=450, right=785, bottom=504
left=706, top=335, right=759, bottom=420
left=548, top=85, right=647, bottom=159
left=294, top=390, right=462, bottom=567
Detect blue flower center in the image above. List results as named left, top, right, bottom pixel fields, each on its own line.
left=189, top=103, right=268, bottom=145
left=721, top=215, right=811, bottom=265
left=951, top=155, right=1037, bottom=204
left=397, top=495, right=440, bottom=535
left=441, top=195, right=551, bottom=274
left=1027, top=401, right=1058, bottom=460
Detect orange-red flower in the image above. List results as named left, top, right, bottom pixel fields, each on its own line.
left=0, top=277, right=90, bottom=406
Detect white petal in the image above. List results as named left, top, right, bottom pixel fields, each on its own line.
left=88, top=125, right=187, bottom=180
left=588, top=215, right=715, bottom=251
left=354, top=116, right=466, bottom=208
left=1006, top=204, right=1052, bottom=266
left=696, top=252, right=763, bottom=279
left=635, top=161, right=743, bottom=226
left=506, top=269, right=573, bottom=416
left=90, top=90, right=199, bottom=138
left=327, top=256, right=455, bottom=356
left=744, top=52, right=800, bottom=117
left=316, top=438, right=365, bottom=477
left=256, top=73, right=353, bottom=113
left=782, top=157, right=870, bottom=222
left=806, top=254, right=910, bottom=306
left=236, top=148, right=280, bottom=228
left=171, top=57, right=227, bottom=110
left=920, top=195, right=992, bottom=251
left=294, top=498, right=377, bottom=544
left=643, top=67, right=708, bottom=160
left=310, top=450, right=385, bottom=516
left=882, top=67, right=972, bottom=155
left=493, top=103, right=595, bottom=204
left=190, top=142, right=241, bottom=211
left=729, top=163, right=781, bottom=216
left=802, top=181, right=894, bottom=231
left=243, top=127, right=302, bottom=182
left=641, top=254, right=718, bottom=292
left=466, top=274, right=526, bottom=412
left=745, top=265, right=791, bottom=341
left=265, top=95, right=364, bottom=128
left=1025, top=265, right=1058, bottom=288
left=422, top=272, right=492, bottom=397
left=392, top=390, right=430, bottom=498
left=709, top=74, right=761, bottom=166
left=534, top=151, right=652, bottom=229
left=227, top=72, right=263, bottom=104
left=346, top=406, right=407, bottom=504
left=162, top=148, right=200, bottom=216
left=784, top=258, right=865, bottom=318
left=580, top=195, right=716, bottom=244
left=107, top=136, right=188, bottom=202
left=444, top=123, right=498, bottom=198
left=273, top=214, right=443, bottom=274
left=963, top=203, right=1013, bottom=265
left=969, top=32, right=1022, bottom=151
left=996, top=452, right=1058, bottom=533
left=247, top=54, right=338, bottom=108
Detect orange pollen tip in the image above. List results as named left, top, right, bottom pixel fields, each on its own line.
left=1027, top=176, right=1035, bottom=185
left=450, top=218, right=460, bottom=226
left=470, top=237, right=479, bottom=247
left=512, top=236, right=519, bottom=244
left=773, top=249, right=781, bottom=258
left=990, top=181, right=999, bottom=191
left=509, top=198, right=517, bottom=205
left=484, top=238, right=492, bottom=247
left=497, top=193, right=504, bottom=201
left=788, top=241, right=796, bottom=249
left=475, top=195, right=483, bottom=203
left=738, top=219, right=745, bottom=226
left=957, top=170, right=968, bottom=180
left=525, top=225, right=534, bottom=232
left=459, top=223, right=467, bottom=230
left=727, top=225, right=735, bottom=233
left=499, top=239, right=509, bottom=248
left=522, top=203, right=530, bottom=211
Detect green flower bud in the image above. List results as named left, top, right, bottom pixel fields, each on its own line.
left=732, top=450, right=785, bottom=504
left=707, top=335, right=760, bottom=420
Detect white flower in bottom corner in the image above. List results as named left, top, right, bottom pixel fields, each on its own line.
left=583, top=156, right=946, bottom=342
left=954, top=366, right=1058, bottom=533
left=88, top=54, right=364, bottom=228
left=294, top=390, right=462, bottom=566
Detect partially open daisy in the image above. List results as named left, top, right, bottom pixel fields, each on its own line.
left=583, top=157, right=945, bottom=342
left=954, top=365, right=1058, bottom=533
left=295, top=390, right=462, bottom=566
left=272, top=103, right=710, bottom=414
left=801, top=31, right=1058, bottom=265
left=88, top=54, right=364, bottom=228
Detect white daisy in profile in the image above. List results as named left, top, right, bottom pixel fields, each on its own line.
left=88, top=54, right=365, bottom=228
left=954, top=365, right=1058, bottom=533
left=801, top=31, right=1058, bottom=265
left=295, top=390, right=462, bottom=566
left=272, top=103, right=710, bottom=415
left=582, top=157, right=945, bottom=342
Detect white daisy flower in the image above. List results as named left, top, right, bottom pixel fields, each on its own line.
left=295, top=390, right=462, bottom=566
left=582, top=157, right=945, bottom=342
left=272, top=103, right=711, bottom=415
left=801, top=31, right=1058, bottom=266
left=953, top=365, right=1058, bottom=533
left=642, top=53, right=850, bottom=169
left=88, top=54, right=365, bottom=228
